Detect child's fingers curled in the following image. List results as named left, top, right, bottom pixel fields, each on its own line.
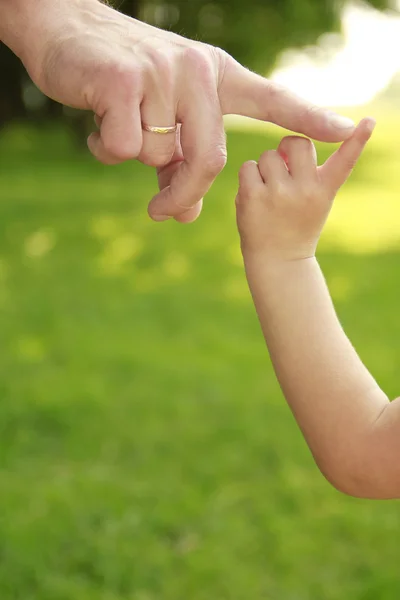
left=319, top=117, right=376, bottom=192
left=238, top=160, right=264, bottom=199
left=277, top=136, right=317, bottom=180
left=258, top=150, right=289, bottom=184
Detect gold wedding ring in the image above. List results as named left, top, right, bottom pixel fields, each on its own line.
left=142, top=123, right=178, bottom=135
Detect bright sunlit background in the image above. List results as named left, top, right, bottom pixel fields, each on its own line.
left=226, top=1, right=400, bottom=255
left=272, top=2, right=400, bottom=107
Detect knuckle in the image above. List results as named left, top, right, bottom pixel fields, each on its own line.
left=106, top=62, right=141, bottom=99
left=206, top=44, right=229, bottom=67
left=146, top=45, right=171, bottom=70
left=273, top=180, right=292, bottom=202
left=202, top=148, right=227, bottom=177
left=182, top=46, right=214, bottom=81
left=145, top=47, right=175, bottom=90
left=259, top=149, right=276, bottom=166
left=182, top=45, right=207, bottom=66
left=341, top=153, right=358, bottom=171
left=263, top=82, right=294, bottom=120
left=299, top=103, right=323, bottom=123
left=302, top=103, right=323, bottom=119
left=300, top=182, right=320, bottom=202
left=204, top=44, right=230, bottom=88
left=265, top=81, right=286, bottom=103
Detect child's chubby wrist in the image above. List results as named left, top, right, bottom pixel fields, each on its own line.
left=242, top=247, right=318, bottom=284
left=243, top=254, right=320, bottom=307
left=241, top=240, right=317, bottom=269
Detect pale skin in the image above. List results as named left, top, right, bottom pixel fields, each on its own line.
left=0, top=0, right=357, bottom=223
left=236, top=118, right=400, bottom=500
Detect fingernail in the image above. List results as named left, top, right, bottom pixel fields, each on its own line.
left=151, top=214, right=171, bottom=222
left=327, top=113, right=355, bottom=130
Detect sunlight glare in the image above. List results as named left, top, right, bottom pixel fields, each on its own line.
left=271, top=3, right=400, bottom=107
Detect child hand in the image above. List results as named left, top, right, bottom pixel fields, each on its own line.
left=236, top=118, right=376, bottom=262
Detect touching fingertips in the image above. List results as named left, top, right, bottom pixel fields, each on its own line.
left=359, top=117, right=376, bottom=139
left=365, top=117, right=377, bottom=133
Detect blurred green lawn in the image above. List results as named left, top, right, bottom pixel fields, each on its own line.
left=0, top=117, right=399, bottom=600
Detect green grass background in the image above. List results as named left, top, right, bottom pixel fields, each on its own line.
left=0, top=115, right=399, bottom=599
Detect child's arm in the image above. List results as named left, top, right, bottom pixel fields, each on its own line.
left=236, top=120, right=400, bottom=499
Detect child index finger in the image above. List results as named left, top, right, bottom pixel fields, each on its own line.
left=319, top=117, right=376, bottom=193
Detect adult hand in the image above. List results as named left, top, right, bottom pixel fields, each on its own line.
left=1, top=0, right=355, bottom=223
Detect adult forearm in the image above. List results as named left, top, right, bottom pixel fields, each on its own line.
left=0, top=0, right=95, bottom=70
left=0, top=0, right=44, bottom=54
left=244, top=255, right=390, bottom=496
